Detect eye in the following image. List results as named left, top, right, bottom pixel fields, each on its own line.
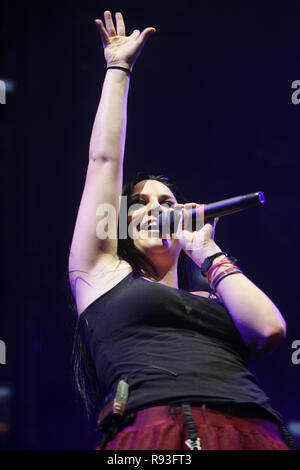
left=135, top=198, right=147, bottom=205
left=162, top=201, right=174, bottom=207
left=130, top=197, right=148, bottom=206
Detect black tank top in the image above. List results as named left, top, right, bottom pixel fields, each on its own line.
left=78, top=270, right=284, bottom=425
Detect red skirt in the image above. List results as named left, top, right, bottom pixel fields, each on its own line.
left=97, top=405, right=291, bottom=451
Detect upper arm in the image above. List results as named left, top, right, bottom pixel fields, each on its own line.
left=69, top=157, right=123, bottom=272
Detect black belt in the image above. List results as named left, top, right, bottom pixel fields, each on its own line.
left=96, top=400, right=295, bottom=450
left=96, top=403, right=202, bottom=451
left=198, top=401, right=278, bottom=422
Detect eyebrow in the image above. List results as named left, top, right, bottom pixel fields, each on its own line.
left=131, top=193, right=175, bottom=200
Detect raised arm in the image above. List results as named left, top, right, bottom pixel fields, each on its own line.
left=68, top=12, right=156, bottom=275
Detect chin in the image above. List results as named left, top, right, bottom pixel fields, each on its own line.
left=135, top=236, right=176, bottom=253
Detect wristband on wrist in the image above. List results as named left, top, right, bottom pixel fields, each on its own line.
left=107, top=66, right=131, bottom=75
left=201, top=252, right=237, bottom=277
left=211, top=266, right=242, bottom=289
left=214, top=269, right=242, bottom=289
left=209, top=270, right=242, bottom=299
left=206, top=252, right=242, bottom=298
left=207, top=259, right=237, bottom=285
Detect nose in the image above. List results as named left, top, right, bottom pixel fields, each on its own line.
left=147, top=201, right=165, bottom=215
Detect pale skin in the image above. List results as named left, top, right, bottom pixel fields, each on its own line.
left=69, top=11, right=286, bottom=356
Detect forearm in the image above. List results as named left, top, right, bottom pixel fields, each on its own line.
left=193, top=241, right=286, bottom=353
left=215, top=269, right=286, bottom=352
left=89, top=69, right=130, bottom=162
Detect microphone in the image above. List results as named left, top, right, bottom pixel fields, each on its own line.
left=158, top=191, right=265, bottom=235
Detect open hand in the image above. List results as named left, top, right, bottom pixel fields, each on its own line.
left=94, top=11, right=156, bottom=71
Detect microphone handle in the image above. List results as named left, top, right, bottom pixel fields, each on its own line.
left=158, top=191, right=265, bottom=234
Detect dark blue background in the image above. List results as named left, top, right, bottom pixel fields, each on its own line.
left=0, top=0, right=299, bottom=449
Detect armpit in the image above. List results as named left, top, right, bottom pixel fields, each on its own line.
left=69, top=270, right=93, bottom=300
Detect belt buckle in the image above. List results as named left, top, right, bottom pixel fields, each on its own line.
left=185, top=437, right=202, bottom=450
left=181, top=403, right=202, bottom=450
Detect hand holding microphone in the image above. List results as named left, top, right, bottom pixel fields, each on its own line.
left=168, top=201, right=221, bottom=262
left=159, top=191, right=265, bottom=265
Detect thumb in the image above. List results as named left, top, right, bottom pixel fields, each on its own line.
left=206, top=217, right=219, bottom=239
left=129, top=29, right=141, bottom=39
left=205, top=216, right=219, bottom=226
left=138, top=27, right=156, bottom=46
left=212, top=217, right=219, bottom=227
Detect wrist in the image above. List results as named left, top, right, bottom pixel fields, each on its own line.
left=106, top=62, right=132, bottom=72
left=198, top=241, right=222, bottom=266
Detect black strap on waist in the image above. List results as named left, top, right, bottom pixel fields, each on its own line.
left=181, top=402, right=202, bottom=450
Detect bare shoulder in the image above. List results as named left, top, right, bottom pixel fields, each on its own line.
left=69, top=257, right=133, bottom=316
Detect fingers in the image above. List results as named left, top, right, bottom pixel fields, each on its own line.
left=95, top=11, right=156, bottom=51
left=115, top=11, right=126, bottom=36
left=94, top=11, right=125, bottom=48
left=173, top=202, right=207, bottom=234
left=94, top=19, right=110, bottom=47
left=104, top=10, right=116, bottom=36
left=183, top=202, right=203, bottom=231
left=173, top=204, right=184, bottom=210
left=173, top=203, right=196, bottom=232
left=129, top=29, right=141, bottom=39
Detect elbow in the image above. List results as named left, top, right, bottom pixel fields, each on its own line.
left=256, top=304, right=287, bottom=355
left=254, top=323, right=286, bottom=356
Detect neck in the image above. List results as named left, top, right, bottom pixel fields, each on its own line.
left=143, top=250, right=180, bottom=289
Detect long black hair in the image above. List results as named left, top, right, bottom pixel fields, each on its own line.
left=71, top=171, right=209, bottom=417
